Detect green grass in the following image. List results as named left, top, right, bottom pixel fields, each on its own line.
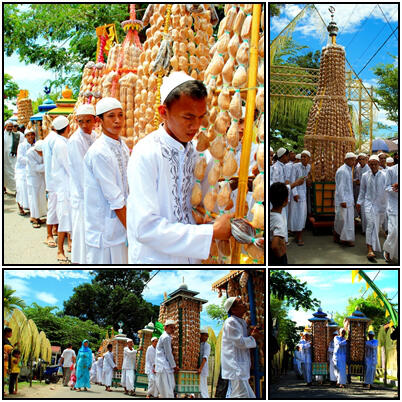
left=10, top=380, right=49, bottom=391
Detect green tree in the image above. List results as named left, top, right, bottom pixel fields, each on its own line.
left=269, top=4, right=282, bottom=17
left=63, top=270, right=159, bottom=338
left=287, top=50, right=321, bottom=69
left=206, top=298, right=228, bottom=325
left=4, top=74, right=20, bottom=120
left=372, top=56, right=398, bottom=124
left=4, top=284, right=26, bottom=320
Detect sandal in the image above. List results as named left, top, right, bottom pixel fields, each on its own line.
left=45, top=239, right=57, bottom=248
left=18, top=211, right=27, bottom=216
left=367, top=252, right=376, bottom=262
left=57, top=257, right=71, bottom=265
left=383, top=251, right=392, bottom=263
left=32, top=222, right=41, bottom=229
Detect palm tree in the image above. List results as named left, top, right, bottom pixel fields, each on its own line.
left=4, top=284, right=26, bottom=323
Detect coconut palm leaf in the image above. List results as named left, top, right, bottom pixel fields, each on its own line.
left=28, top=319, right=41, bottom=362
left=4, top=285, right=26, bottom=321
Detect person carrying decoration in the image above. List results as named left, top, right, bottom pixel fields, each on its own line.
left=145, top=337, right=159, bottom=398
left=126, top=71, right=234, bottom=264
left=327, top=330, right=338, bottom=385
left=332, top=328, right=348, bottom=388
left=83, top=97, right=129, bottom=264
left=221, top=296, right=262, bottom=398
left=198, top=328, right=211, bottom=398
left=363, top=330, right=378, bottom=389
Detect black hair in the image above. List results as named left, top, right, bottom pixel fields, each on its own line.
left=19, top=124, right=25, bottom=131
left=107, top=343, right=113, bottom=349
left=4, top=327, right=12, bottom=336
left=12, top=349, right=21, bottom=356
left=56, top=126, right=69, bottom=135
left=269, top=182, right=289, bottom=208
left=67, top=344, right=72, bottom=348
left=164, top=80, right=207, bottom=109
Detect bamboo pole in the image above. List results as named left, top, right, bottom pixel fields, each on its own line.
left=232, top=4, right=261, bottom=265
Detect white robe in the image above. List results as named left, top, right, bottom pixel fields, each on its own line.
left=127, top=126, right=213, bottom=264
left=298, top=340, right=311, bottom=383
left=96, top=357, right=103, bottom=384
left=102, top=351, right=116, bottom=386
left=357, top=170, right=386, bottom=251
left=383, top=166, right=398, bottom=261
left=26, top=148, right=47, bottom=219
left=83, top=133, right=129, bottom=263
left=200, top=341, right=211, bottom=398
left=15, top=140, right=32, bottom=209
left=43, top=131, right=59, bottom=224
left=52, top=135, right=72, bottom=232
left=90, top=360, right=97, bottom=383
left=145, top=345, right=158, bottom=397
left=271, top=160, right=289, bottom=241
left=121, top=347, right=137, bottom=391
left=289, top=163, right=310, bottom=231
left=354, top=164, right=370, bottom=231
left=328, top=340, right=336, bottom=381
left=332, top=336, right=347, bottom=385
left=68, top=128, right=96, bottom=264
left=4, top=130, right=18, bottom=192
left=334, top=164, right=355, bottom=241
left=155, top=331, right=176, bottom=398
left=364, top=339, right=378, bottom=385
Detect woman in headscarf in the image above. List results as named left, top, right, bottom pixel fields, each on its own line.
left=74, top=340, right=92, bottom=391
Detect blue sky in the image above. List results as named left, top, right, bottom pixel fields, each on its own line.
left=270, top=3, right=398, bottom=137
left=281, top=269, right=398, bottom=326
left=4, top=269, right=231, bottom=336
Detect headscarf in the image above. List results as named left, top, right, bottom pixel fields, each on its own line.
left=79, top=339, right=91, bottom=353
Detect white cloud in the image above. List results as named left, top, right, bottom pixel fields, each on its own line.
left=285, top=271, right=333, bottom=289
left=35, top=292, right=58, bottom=304
left=4, top=278, right=31, bottom=298
left=4, top=64, right=54, bottom=83
left=334, top=276, right=352, bottom=284
left=382, top=288, right=396, bottom=293
left=288, top=309, right=314, bottom=326
left=5, top=270, right=92, bottom=281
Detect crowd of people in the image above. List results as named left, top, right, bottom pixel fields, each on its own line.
left=269, top=147, right=399, bottom=264
left=295, top=328, right=378, bottom=389
left=4, top=71, right=261, bottom=265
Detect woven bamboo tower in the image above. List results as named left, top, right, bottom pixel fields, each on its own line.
left=304, top=10, right=355, bottom=181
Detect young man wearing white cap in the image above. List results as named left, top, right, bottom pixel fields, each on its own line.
left=145, top=337, right=159, bottom=398
left=4, top=120, right=20, bottom=193
left=363, top=331, right=378, bottom=389
left=51, top=116, right=72, bottom=263
left=356, top=155, right=387, bottom=261
left=332, top=329, right=348, bottom=388
left=83, top=97, right=129, bottom=264
left=68, top=104, right=97, bottom=264
left=354, top=153, right=370, bottom=233
left=127, top=72, right=233, bottom=264
left=334, top=152, right=356, bottom=246
left=15, top=129, right=35, bottom=215
left=221, top=297, right=262, bottom=398
left=198, top=328, right=210, bottom=398
left=26, top=140, right=47, bottom=228
left=386, top=157, right=394, bottom=168
left=121, top=339, right=139, bottom=396
left=377, top=152, right=387, bottom=170
left=383, top=164, right=398, bottom=263
left=103, top=343, right=117, bottom=392
left=289, top=150, right=311, bottom=245
left=155, top=320, right=178, bottom=398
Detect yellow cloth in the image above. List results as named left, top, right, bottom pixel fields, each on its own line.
left=11, top=357, right=20, bottom=373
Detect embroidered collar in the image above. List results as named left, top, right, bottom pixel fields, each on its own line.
left=159, top=125, right=190, bottom=153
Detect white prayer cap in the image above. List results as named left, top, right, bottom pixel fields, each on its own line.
left=76, top=104, right=95, bottom=116
left=386, top=157, right=394, bottom=163
left=160, top=71, right=195, bottom=104
left=270, top=146, right=273, bottom=152
left=164, top=319, right=176, bottom=326
left=34, top=140, right=44, bottom=151
left=224, top=296, right=237, bottom=313
left=301, top=150, right=311, bottom=158
left=369, top=155, right=379, bottom=162
left=96, top=97, right=122, bottom=116
left=358, top=152, right=367, bottom=157
left=378, top=152, right=386, bottom=157
left=277, top=147, right=287, bottom=158
left=295, top=154, right=301, bottom=160
left=126, top=338, right=133, bottom=343
left=24, top=128, right=35, bottom=135
left=52, top=116, right=69, bottom=130
left=151, top=337, right=158, bottom=342
left=200, top=328, right=209, bottom=334
left=368, top=330, right=375, bottom=335
left=345, top=152, right=356, bottom=159
left=5, top=120, right=13, bottom=125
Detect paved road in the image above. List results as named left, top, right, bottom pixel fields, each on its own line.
left=286, top=223, right=393, bottom=265
left=4, top=192, right=70, bottom=265
left=269, top=369, right=398, bottom=399
left=5, top=382, right=148, bottom=399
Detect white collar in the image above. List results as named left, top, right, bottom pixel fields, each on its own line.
left=159, top=125, right=189, bottom=153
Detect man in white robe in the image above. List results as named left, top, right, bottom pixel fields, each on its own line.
left=271, top=147, right=290, bottom=242
left=383, top=164, right=398, bottom=263
left=103, top=344, right=116, bottom=391
left=15, top=129, right=35, bottom=215
left=68, top=104, right=97, bottom=264
left=83, top=97, right=129, bottom=264
left=334, top=153, right=356, bottom=246
left=221, top=296, right=262, bottom=398
left=328, top=331, right=338, bottom=385
left=127, top=72, right=233, bottom=264
left=26, top=140, right=47, bottom=227
left=289, top=150, right=311, bottom=245
left=96, top=355, right=103, bottom=385
left=198, top=328, right=211, bottom=398
left=90, top=356, right=97, bottom=383
left=332, top=329, right=348, bottom=387
left=356, top=155, right=387, bottom=261
left=285, top=150, right=296, bottom=226
left=299, top=333, right=312, bottom=385
left=121, top=338, right=138, bottom=396
left=145, top=337, right=158, bottom=398
left=51, top=116, right=72, bottom=264
left=4, top=120, right=20, bottom=193
left=354, top=153, right=370, bottom=233
left=364, top=331, right=378, bottom=389
left=155, top=320, right=178, bottom=398
left=42, top=127, right=59, bottom=248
